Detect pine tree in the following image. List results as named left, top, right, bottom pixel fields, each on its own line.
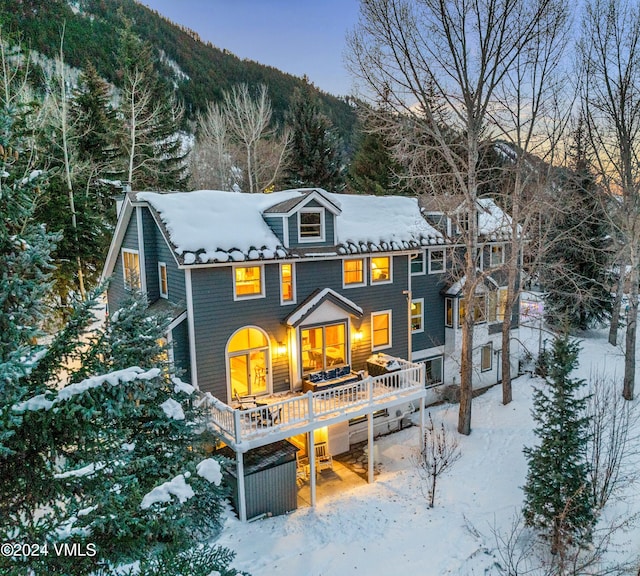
left=347, top=130, right=402, bottom=195
left=542, top=116, right=612, bottom=331
left=284, top=86, right=344, bottom=190
left=523, top=335, right=595, bottom=557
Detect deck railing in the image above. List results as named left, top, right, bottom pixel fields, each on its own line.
left=205, top=361, right=425, bottom=447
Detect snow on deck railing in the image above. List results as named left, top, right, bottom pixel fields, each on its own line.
left=206, top=361, right=424, bottom=446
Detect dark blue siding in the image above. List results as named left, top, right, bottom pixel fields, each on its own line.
left=106, top=212, right=139, bottom=313
left=142, top=208, right=159, bottom=302
left=171, top=318, right=191, bottom=383
left=264, top=215, right=284, bottom=244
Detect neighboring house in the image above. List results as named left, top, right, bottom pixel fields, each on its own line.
left=101, top=187, right=520, bottom=520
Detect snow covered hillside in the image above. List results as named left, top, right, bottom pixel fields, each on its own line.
left=215, top=324, right=640, bottom=575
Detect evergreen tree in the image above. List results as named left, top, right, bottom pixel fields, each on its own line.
left=347, top=130, right=402, bottom=195
left=523, top=335, right=595, bottom=557
left=284, top=87, right=344, bottom=191
left=115, top=15, right=188, bottom=191
left=542, top=116, right=612, bottom=331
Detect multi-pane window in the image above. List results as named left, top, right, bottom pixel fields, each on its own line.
left=234, top=266, right=263, bottom=298
left=481, top=343, right=493, bottom=372
left=122, top=249, right=140, bottom=290
left=158, top=262, right=168, bottom=298
left=301, top=322, right=347, bottom=373
left=490, top=245, right=504, bottom=267
left=411, top=252, right=425, bottom=275
left=411, top=299, right=424, bottom=332
left=372, top=311, right=392, bottom=350
left=371, top=256, right=391, bottom=283
left=343, top=258, right=365, bottom=286
left=299, top=209, right=323, bottom=241
left=428, top=249, right=445, bottom=273
left=459, top=294, right=487, bottom=326
left=280, top=263, right=295, bottom=304
left=424, top=356, right=443, bottom=387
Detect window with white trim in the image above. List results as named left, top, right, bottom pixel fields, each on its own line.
left=411, top=299, right=424, bottom=333
left=158, top=262, right=168, bottom=298
left=424, top=356, right=443, bottom=387
left=488, top=287, right=508, bottom=322
left=481, top=343, right=493, bottom=372
left=445, top=298, right=454, bottom=328
left=301, top=322, right=347, bottom=374
left=298, top=208, right=324, bottom=242
left=411, top=252, right=425, bottom=275
left=371, top=256, right=391, bottom=283
left=428, top=249, right=445, bottom=273
left=234, top=265, right=264, bottom=299
left=343, top=258, right=365, bottom=286
left=490, top=245, right=504, bottom=268
left=122, top=249, right=140, bottom=290
left=372, top=310, right=392, bottom=350
left=459, top=294, right=487, bottom=326
left=280, top=263, right=295, bottom=304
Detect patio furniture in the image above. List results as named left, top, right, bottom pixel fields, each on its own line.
left=302, top=365, right=362, bottom=392
left=234, top=390, right=258, bottom=409
left=296, top=453, right=309, bottom=481
left=256, top=405, right=282, bottom=427
left=314, top=441, right=333, bottom=472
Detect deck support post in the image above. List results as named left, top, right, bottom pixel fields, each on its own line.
left=418, top=396, right=425, bottom=451
left=308, top=431, right=316, bottom=507
left=367, top=412, right=374, bottom=483
left=236, top=450, right=247, bottom=522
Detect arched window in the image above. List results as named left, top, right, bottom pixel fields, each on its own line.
left=227, top=327, right=270, bottom=398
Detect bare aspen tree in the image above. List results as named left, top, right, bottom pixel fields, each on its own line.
left=492, top=0, right=570, bottom=404
left=580, top=0, right=640, bottom=400
left=192, top=84, right=290, bottom=192
left=347, top=0, right=559, bottom=434
left=223, top=84, right=290, bottom=193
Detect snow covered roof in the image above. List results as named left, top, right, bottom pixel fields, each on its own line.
left=136, top=188, right=442, bottom=265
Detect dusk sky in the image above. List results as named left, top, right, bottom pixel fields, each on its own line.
left=140, top=0, right=361, bottom=96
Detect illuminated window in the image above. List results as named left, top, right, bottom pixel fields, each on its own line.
left=298, top=208, right=324, bottom=241
left=158, top=262, right=168, bottom=298
left=481, top=343, right=493, bottom=372
left=411, top=252, right=425, bottom=275
left=280, top=263, right=295, bottom=304
left=343, top=258, right=365, bottom=286
left=301, top=322, right=347, bottom=374
left=122, top=249, right=140, bottom=290
left=411, top=299, right=424, bottom=333
left=371, top=256, right=391, bottom=283
left=445, top=298, right=454, bottom=328
left=459, top=294, right=486, bottom=326
left=428, top=249, right=445, bottom=273
left=488, top=288, right=508, bottom=322
left=234, top=266, right=264, bottom=299
left=372, top=310, right=392, bottom=350
left=490, top=245, right=504, bottom=267
left=227, top=327, right=269, bottom=397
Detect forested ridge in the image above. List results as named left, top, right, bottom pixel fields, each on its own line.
left=0, top=0, right=357, bottom=143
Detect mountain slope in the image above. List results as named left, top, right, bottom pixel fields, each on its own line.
left=0, top=0, right=357, bottom=143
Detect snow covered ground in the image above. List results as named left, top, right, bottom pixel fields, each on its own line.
left=214, top=324, right=640, bottom=575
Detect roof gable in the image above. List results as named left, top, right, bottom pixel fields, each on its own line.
left=283, top=288, right=364, bottom=327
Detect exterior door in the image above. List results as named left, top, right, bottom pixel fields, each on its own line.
left=227, top=327, right=270, bottom=397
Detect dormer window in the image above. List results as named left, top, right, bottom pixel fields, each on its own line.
left=298, top=208, right=324, bottom=242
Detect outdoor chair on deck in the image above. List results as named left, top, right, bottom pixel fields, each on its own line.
left=233, top=390, right=257, bottom=409
left=314, top=441, right=333, bottom=472
left=296, top=452, right=309, bottom=482
left=256, top=405, right=282, bottom=427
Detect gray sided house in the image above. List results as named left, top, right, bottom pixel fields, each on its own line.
left=101, top=188, right=520, bottom=520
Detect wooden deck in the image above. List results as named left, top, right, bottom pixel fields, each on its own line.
left=204, top=359, right=426, bottom=452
